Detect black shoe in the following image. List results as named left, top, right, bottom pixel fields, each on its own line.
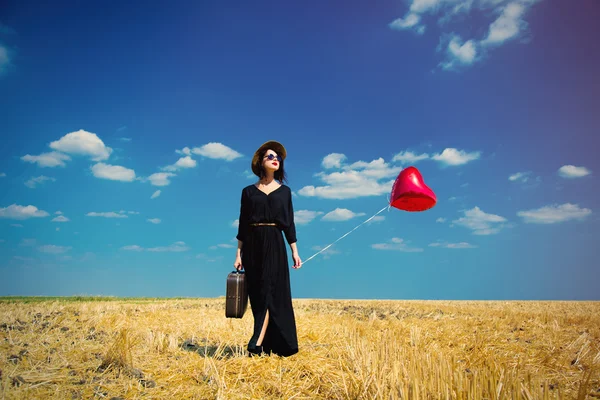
left=247, top=344, right=264, bottom=357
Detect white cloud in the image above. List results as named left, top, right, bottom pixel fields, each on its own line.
left=12, top=256, right=35, bottom=262
left=392, top=151, right=429, bottom=164
left=322, top=208, right=366, bottom=222
left=151, top=190, right=161, bottom=199
left=11, top=224, right=23, bottom=228
left=52, top=215, right=70, bottom=222
left=452, top=206, right=507, bottom=235
left=429, top=241, right=477, bottom=248
left=517, top=203, right=592, bottom=224
left=193, top=253, right=222, bottom=263
left=121, top=241, right=190, bottom=252
left=21, top=151, right=71, bottom=168
left=162, top=156, right=197, bottom=172
left=345, top=158, right=400, bottom=179
left=366, top=215, right=386, bottom=224
left=446, top=242, right=477, bottom=249
left=38, top=244, right=72, bottom=254
left=299, top=157, right=400, bottom=200
left=210, top=243, right=236, bottom=250
left=481, top=2, right=527, bottom=46
left=372, top=237, right=424, bottom=252
left=390, top=0, right=542, bottom=70
left=310, top=245, right=341, bottom=259
left=432, top=148, right=481, bottom=166
left=0, top=204, right=50, bottom=219
left=322, top=153, right=347, bottom=169
left=122, top=245, right=143, bottom=252
left=148, top=172, right=176, bottom=186
left=436, top=217, right=446, bottom=223
left=191, top=143, right=243, bottom=161
left=440, top=35, right=478, bottom=70
left=298, top=180, right=394, bottom=200
left=174, top=156, right=196, bottom=169
left=294, top=210, right=325, bottom=225
left=25, top=175, right=56, bottom=188
left=409, top=0, right=445, bottom=13
left=557, top=165, right=591, bottom=179
left=49, top=129, right=112, bottom=161
left=91, top=163, right=136, bottom=182
left=127, top=211, right=139, bottom=215
left=55, top=211, right=63, bottom=215
left=0, top=44, right=12, bottom=75
left=0, top=172, right=6, bottom=177
left=176, top=147, right=192, bottom=156
left=147, top=241, right=189, bottom=252
left=232, top=219, right=239, bottom=228
left=389, top=13, right=425, bottom=34
left=147, top=218, right=161, bottom=224
left=509, top=171, right=531, bottom=182
left=438, top=0, right=475, bottom=24
left=86, top=211, right=128, bottom=218
left=119, top=137, right=131, bottom=142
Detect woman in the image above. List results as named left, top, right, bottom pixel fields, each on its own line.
left=234, top=140, right=302, bottom=357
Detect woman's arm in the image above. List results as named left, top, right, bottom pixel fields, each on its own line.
left=290, top=241, right=298, bottom=255
left=283, top=187, right=301, bottom=268
left=236, top=188, right=249, bottom=242
left=234, top=239, right=244, bottom=270
left=290, top=241, right=301, bottom=268
left=234, top=189, right=248, bottom=271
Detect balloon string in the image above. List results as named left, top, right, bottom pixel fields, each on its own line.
left=301, top=204, right=389, bottom=265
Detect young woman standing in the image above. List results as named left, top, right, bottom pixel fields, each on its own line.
left=234, top=140, right=302, bottom=357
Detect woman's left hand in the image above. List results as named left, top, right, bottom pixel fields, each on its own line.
left=292, top=252, right=302, bottom=269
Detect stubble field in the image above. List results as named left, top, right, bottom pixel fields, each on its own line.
left=0, top=297, right=599, bottom=399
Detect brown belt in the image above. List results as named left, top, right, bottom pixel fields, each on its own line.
left=250, top=223, right=277, bottom=227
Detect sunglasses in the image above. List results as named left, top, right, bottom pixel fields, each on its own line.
left=264, top=154, right=282, bottom=162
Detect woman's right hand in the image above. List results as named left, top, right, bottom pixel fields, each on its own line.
left=234, top=255, right=243, bottom=271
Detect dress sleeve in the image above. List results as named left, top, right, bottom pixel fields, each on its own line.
left=236, top=188, right=249, bottom=242
left=283, top=188, right=297, bottom=245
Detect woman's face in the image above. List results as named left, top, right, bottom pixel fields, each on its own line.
left=262, top=149, right=281, bottom=172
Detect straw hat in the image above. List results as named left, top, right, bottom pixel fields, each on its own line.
left=251, top=140, right=287, bottom=177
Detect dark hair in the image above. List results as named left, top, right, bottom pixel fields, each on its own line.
left=254, top=148, right=287, bottom=183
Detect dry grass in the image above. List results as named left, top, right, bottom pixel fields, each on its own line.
left=0, top=298, right=599, bottom=399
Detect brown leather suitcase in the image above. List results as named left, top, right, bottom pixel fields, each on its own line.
left=225, top=271, right=248, bottom=318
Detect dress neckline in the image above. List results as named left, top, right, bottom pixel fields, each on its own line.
left=254, top=183, right=283, bottom=196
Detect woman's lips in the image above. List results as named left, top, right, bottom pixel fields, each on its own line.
left=272, top=162, right=278, bottom=166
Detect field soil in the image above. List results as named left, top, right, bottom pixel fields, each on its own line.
left=1, top=298, right=599, bottom=399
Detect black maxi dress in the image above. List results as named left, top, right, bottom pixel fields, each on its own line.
left=236, top=184, right=299, bottom=357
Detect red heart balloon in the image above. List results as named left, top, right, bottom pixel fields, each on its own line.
left=390, top=166, right=437, bottom=212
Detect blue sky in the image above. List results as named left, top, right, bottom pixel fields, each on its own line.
left=1, top=0, right=598, bottom=300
